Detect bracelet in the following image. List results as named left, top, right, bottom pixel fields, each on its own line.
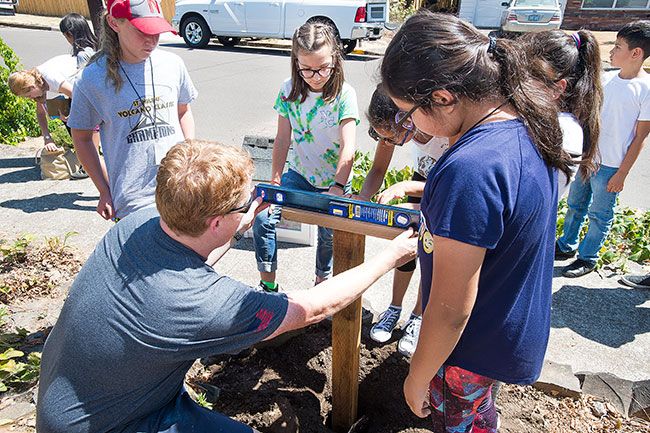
left=331, top=181, right=346, bottom=190
left=233, top=231, right=244, bottom=242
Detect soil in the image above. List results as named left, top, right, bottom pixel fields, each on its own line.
left=1, top=240, right=649, bottom=433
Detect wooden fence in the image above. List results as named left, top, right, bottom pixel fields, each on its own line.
left=16, top=0, right=176, bottom=21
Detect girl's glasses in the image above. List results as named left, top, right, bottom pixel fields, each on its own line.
left=395, top=103, right=423, bottom=131
left=368, top=126, right=414, bottom=147
left=298, top=65, right=334, bottom=79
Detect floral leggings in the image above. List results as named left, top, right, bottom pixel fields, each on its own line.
left=429, top=365, right=499, bottom=433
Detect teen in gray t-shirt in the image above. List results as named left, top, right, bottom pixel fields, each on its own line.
left=68, top=49, right=198, bottom=219
left=37, top=207, right=288, bottom=433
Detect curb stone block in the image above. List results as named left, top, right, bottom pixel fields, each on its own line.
left=578, top=372, right=634, bottom=417
left=533, top=360, right=582, bottom=398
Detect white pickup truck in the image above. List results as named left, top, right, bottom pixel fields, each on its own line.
left=172, top=0, right=388, bottom=53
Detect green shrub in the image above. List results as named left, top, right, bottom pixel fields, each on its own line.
left=48, top=118, right=73, bottom=149
left=351, top=151, right=414, bottom=204
left=0, top=36, right=41, bottom=146
left=557, top=199, right=650, bottom=271
left=0, top=305, right=40, bottom=393
left=390, top=0, right=419, bottom=23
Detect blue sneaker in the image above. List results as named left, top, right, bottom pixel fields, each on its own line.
left=370, top=305, right=401, bottom=343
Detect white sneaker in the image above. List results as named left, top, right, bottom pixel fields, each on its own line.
left=369, top=306, right=401, bottom=343
left=397, top=315, right=422, bottom=357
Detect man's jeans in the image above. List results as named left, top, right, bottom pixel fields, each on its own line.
left=253, top=169, right=343, bottom=279
left=557, top=165, right=619, bottom=265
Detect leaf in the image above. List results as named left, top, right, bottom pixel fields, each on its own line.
left=0, top=348, right=23, bottom=361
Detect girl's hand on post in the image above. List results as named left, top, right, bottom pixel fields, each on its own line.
left=403, top=373, right=432, bottom=418
left=390, top=228, right=418, bottom=268
left=325, top=185, right=344, bottom=197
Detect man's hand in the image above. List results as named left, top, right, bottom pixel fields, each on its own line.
left=403, top=373, right=431, bottom=418
left=236, top=197, right=267, bottom=234
left=376, top=183, right=408, bottom=204
left=607, top=170, right=626, bottom=193
left=97, top=191, right=115, bottom=221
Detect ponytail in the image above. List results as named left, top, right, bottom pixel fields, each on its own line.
left=381, top=11, right=571, bottom=179
left=570, top=30, right=602, bottom=178
left=491, top=39, right=572, bottom=180
left=521, top=29, right=603, bottom=178
left=95, top=12, right=123, bottom=91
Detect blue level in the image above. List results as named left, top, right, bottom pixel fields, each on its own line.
left=255, top=184, right=420, bottom=230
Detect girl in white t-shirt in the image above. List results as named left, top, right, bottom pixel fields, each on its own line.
left=59, top=13, right=98, bottom=68
left=359, top=86, right=449, bottom=358
left=253, top=21, right=359, bottom=292
left=523, top=30, right=603, bottom=198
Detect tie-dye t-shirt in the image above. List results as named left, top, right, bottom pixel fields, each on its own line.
left=274, top=78, right=359, bottom=188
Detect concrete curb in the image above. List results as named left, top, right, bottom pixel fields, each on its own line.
left=0, top=21, right=57, bottom=32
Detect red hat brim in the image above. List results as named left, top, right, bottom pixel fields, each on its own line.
left=130, top=16, right=177, bottom=35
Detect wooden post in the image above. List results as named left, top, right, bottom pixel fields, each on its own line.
left=86, top=0, right=104, bottom=37
left=331, top=230, right=365, bottom=432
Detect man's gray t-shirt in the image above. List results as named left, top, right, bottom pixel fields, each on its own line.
left=68, top=49, right=198, bottom=218
left=36, top=208, right=288, bottom=433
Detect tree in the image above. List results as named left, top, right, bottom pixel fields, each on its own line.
left=86, top=0, right=104, bottom=37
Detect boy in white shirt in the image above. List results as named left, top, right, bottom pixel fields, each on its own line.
left=556, top=21, right=650, bottom=277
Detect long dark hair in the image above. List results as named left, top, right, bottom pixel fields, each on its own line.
left=59, top=13, right=98, bottom=56
left=381, top=11, right=571, bottom=179
left=287, top=21, right=344, bottom=104
left=522, top=29, right=602, bottom=178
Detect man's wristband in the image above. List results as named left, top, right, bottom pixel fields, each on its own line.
left=331, top=181, right=346, bottom=190
left=233, top=231, right=244, bottom=242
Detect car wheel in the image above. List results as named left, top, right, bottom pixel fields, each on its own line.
left=217, top=36, right=241, bottom=47
left=341, top=39, right=357, bottom=54
left=181, top=16, right=211, bottom=49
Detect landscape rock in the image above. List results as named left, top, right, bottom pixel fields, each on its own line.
left=630, top=379, right=650, bottom=421
left=533, top=361, right=581, bottom=398
left=0, top=402, right=34, bottom=422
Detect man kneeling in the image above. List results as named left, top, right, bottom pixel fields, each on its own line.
left=36, top=139, right=416, bottom=433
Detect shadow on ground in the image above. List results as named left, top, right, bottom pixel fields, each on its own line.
left=1, top=192, right=97, bottom=213
left=551, top=284, right=650, bottom=348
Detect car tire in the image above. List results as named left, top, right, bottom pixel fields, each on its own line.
left=341, top=39, right=357, bottom=54
left=217, top=36, right=241, bottom=47
left=181, top=15, right=211, bottom=49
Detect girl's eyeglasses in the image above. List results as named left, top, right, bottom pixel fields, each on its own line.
left=298, top=65, right=334, bottom=79
left=368, top=126, right=414, bottom=147
left=395, top=103, right=423, bottom=131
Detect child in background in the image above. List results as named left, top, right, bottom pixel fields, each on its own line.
left=67, top=0, right=197, bottom=221
left=253, top=21, right=359, bottom=292
left=59, top=13, right=98, bottom=68
left=360, top=86, right=448, bottom=357
left=556, top=21, right=650, bottom=277
left=382, top=11, right=570, bottom=431
left=522, top=29, right=603, bottom=198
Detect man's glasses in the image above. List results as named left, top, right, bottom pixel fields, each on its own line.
left=228, top=192, right=255, bottom=214
left=298, top=65, right=334, bottom=79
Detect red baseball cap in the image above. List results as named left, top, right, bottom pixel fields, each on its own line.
left=107, top=0, right=177, bottom=35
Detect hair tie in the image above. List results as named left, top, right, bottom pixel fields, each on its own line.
left=487, top=36, right=497, bottom=54
left=571, top=32, right=582, bottom=49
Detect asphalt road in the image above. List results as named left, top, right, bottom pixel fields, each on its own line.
left=1, top=26, right=648, bottom=209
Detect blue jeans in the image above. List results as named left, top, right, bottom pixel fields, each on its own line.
left=557, top=165, right=619, bottom=265
left=253, top=169, right=345, bottom=278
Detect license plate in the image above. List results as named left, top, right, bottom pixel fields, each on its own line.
left=528, top=14, right=540, bottom=21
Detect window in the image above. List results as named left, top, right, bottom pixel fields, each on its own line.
left=582, top=0, right=650, bottom=7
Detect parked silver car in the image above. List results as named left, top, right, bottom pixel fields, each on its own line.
left=0, top=0, right=18, bottom=15
left=499, top=0, right=562, bottom=33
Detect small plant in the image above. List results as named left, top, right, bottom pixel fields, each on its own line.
left=557, top=199, right=650, bottom=271
left=44, top=231, right=78, bottom=254
left=0, top=304, right=40, bottom=393
left=0, top=235, right=34, bottom=269
left=195, top=392, right=213, bottom=410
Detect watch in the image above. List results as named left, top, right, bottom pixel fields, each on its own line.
left=233, top=231, right=244, bottom=242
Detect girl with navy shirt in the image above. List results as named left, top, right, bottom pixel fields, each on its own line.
left=381, top=12, right=572, bottom=432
